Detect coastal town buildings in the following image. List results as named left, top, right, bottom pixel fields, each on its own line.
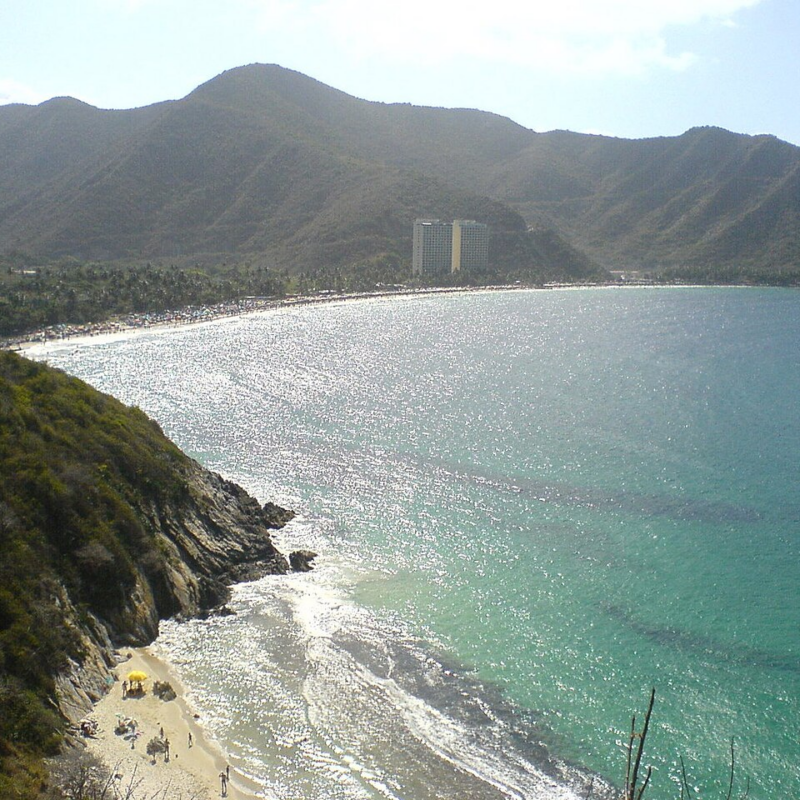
left=412, top=219, right=489, bottom=275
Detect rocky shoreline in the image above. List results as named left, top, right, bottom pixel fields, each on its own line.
left=0, top=321, right=312, bottom=798
left=53, top=459, right=298, bottom=729
left=47, top=463, right=312, bottom=800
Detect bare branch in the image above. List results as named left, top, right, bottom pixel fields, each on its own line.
left=635, top=766, right=652, bottom=800
left=624, top=713, right=636, bottom=798
left=679, top=755, right=694, bottom=800
left=628, top=688, right=655, bottom=800
left=725, top=737, right=735, bottom=800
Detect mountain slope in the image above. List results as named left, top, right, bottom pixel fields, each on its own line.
left=0, top=66, right=562, bottom=273
left=1, top=64, right=799, bottom=273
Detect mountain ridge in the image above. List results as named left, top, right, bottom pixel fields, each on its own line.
left=1, top=63, right=798, bottom=275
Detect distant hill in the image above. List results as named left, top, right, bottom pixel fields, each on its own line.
left=1, top=63, right=799, bottom=276
left=488, top=126, right=800, bottom=270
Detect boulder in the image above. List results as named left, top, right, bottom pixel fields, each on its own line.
left=289, top=550, right=318, bottom=572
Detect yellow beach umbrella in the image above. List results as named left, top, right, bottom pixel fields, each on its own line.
left=127, top=670, right=148, bottom=683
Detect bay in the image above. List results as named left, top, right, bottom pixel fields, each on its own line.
left=33, top=287, right=800, bottom=799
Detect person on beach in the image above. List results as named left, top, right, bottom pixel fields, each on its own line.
left=188, top=731, right=193, bottom=748
left=219, top=771, right=228, bottom=796
left=164, top=738, right=170, bottom=762
left=122, top=680, right=127, bottom=698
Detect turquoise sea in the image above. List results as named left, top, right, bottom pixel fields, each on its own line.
left=33, top=287, right=800, bottom=799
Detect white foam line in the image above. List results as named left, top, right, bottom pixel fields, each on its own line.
left=374, top=670, right=578, bottom=800
left=269, top=535, right=588, bottom=799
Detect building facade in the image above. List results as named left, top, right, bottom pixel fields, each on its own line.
left=412, top=220, right=453, bottom=276
left=451, top=219, right=489, bottom=273
left=412, top=219, right=489, bottom=276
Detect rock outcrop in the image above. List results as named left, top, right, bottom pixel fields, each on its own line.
left=118, top=461, right=293, bottom=644
left=54, top=462, right=294, bottom=723
left=289, top=549, right=318, bottom=572
left=0, top=350, right=296, bottom=729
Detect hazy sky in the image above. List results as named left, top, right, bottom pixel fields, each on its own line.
left=2, top=0, right=798, bottom=145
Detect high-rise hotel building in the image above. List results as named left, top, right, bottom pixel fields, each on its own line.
left=412, top=220, right=453, bottom=276
left=412, top=219, right=489, bottom=275
left=451, top=219, right=489, bottom=273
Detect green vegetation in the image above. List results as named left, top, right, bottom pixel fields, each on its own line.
left=655, top=262, right=800, bottom=286
left=0, top=351, right=194, bottom=796
left=4, top=66, right=796, bottom=289
left=0, top=252, right=288, bottom=337
left=0, top=229, right=603, bottom=340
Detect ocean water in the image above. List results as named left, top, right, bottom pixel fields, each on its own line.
left=33, top=287, right=800, bottom=799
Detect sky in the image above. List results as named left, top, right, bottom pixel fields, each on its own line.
left=1, top=0, right=798, bottom=146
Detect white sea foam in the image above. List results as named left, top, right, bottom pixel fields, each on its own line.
left=154, top=533, right=609, bottom=799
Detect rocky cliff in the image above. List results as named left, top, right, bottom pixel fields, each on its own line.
left=0, top=350, right=295, bottom=749
left=54, top=459, right=295, bottom=723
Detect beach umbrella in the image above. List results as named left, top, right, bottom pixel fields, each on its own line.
left=127, top=670, right=148, bottom=683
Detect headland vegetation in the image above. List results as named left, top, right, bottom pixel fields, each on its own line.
left=0, top=350, right=295, bottom=798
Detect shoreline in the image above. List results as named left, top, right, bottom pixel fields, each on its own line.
left=84, top=647, right=257, bottom=800
left=3, top=280, right=709, bottom=354
left=3, top=279, right=775, bottom=354
left=4, top=285, right=522, bottom=352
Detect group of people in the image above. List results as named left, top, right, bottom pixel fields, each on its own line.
left=116, top=669, right=233, bottom=796
left=121, top=679, right=145, bottom=698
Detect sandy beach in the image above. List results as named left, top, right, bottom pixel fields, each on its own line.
left=4, top=284, right=535, bottom=354
left=84, top=648, right=259, bottom=800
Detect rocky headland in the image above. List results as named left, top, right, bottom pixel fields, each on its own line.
left=0, top=350, right=298, bottom=796
left=54, top=461, right=296, bottom=724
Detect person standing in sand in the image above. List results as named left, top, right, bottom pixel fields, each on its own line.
left=219, top=771, right=228, bottom=796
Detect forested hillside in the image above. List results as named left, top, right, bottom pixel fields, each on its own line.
left=2, top=64, right=799, bottom=280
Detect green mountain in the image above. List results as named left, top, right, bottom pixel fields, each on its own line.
left=1, top=63, right=799, bottom=275
left=0, top=66, right=579, bottom=279
left=489, top=126, right=800, bottom=270
left=0, top=350, right=293, bottom=796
